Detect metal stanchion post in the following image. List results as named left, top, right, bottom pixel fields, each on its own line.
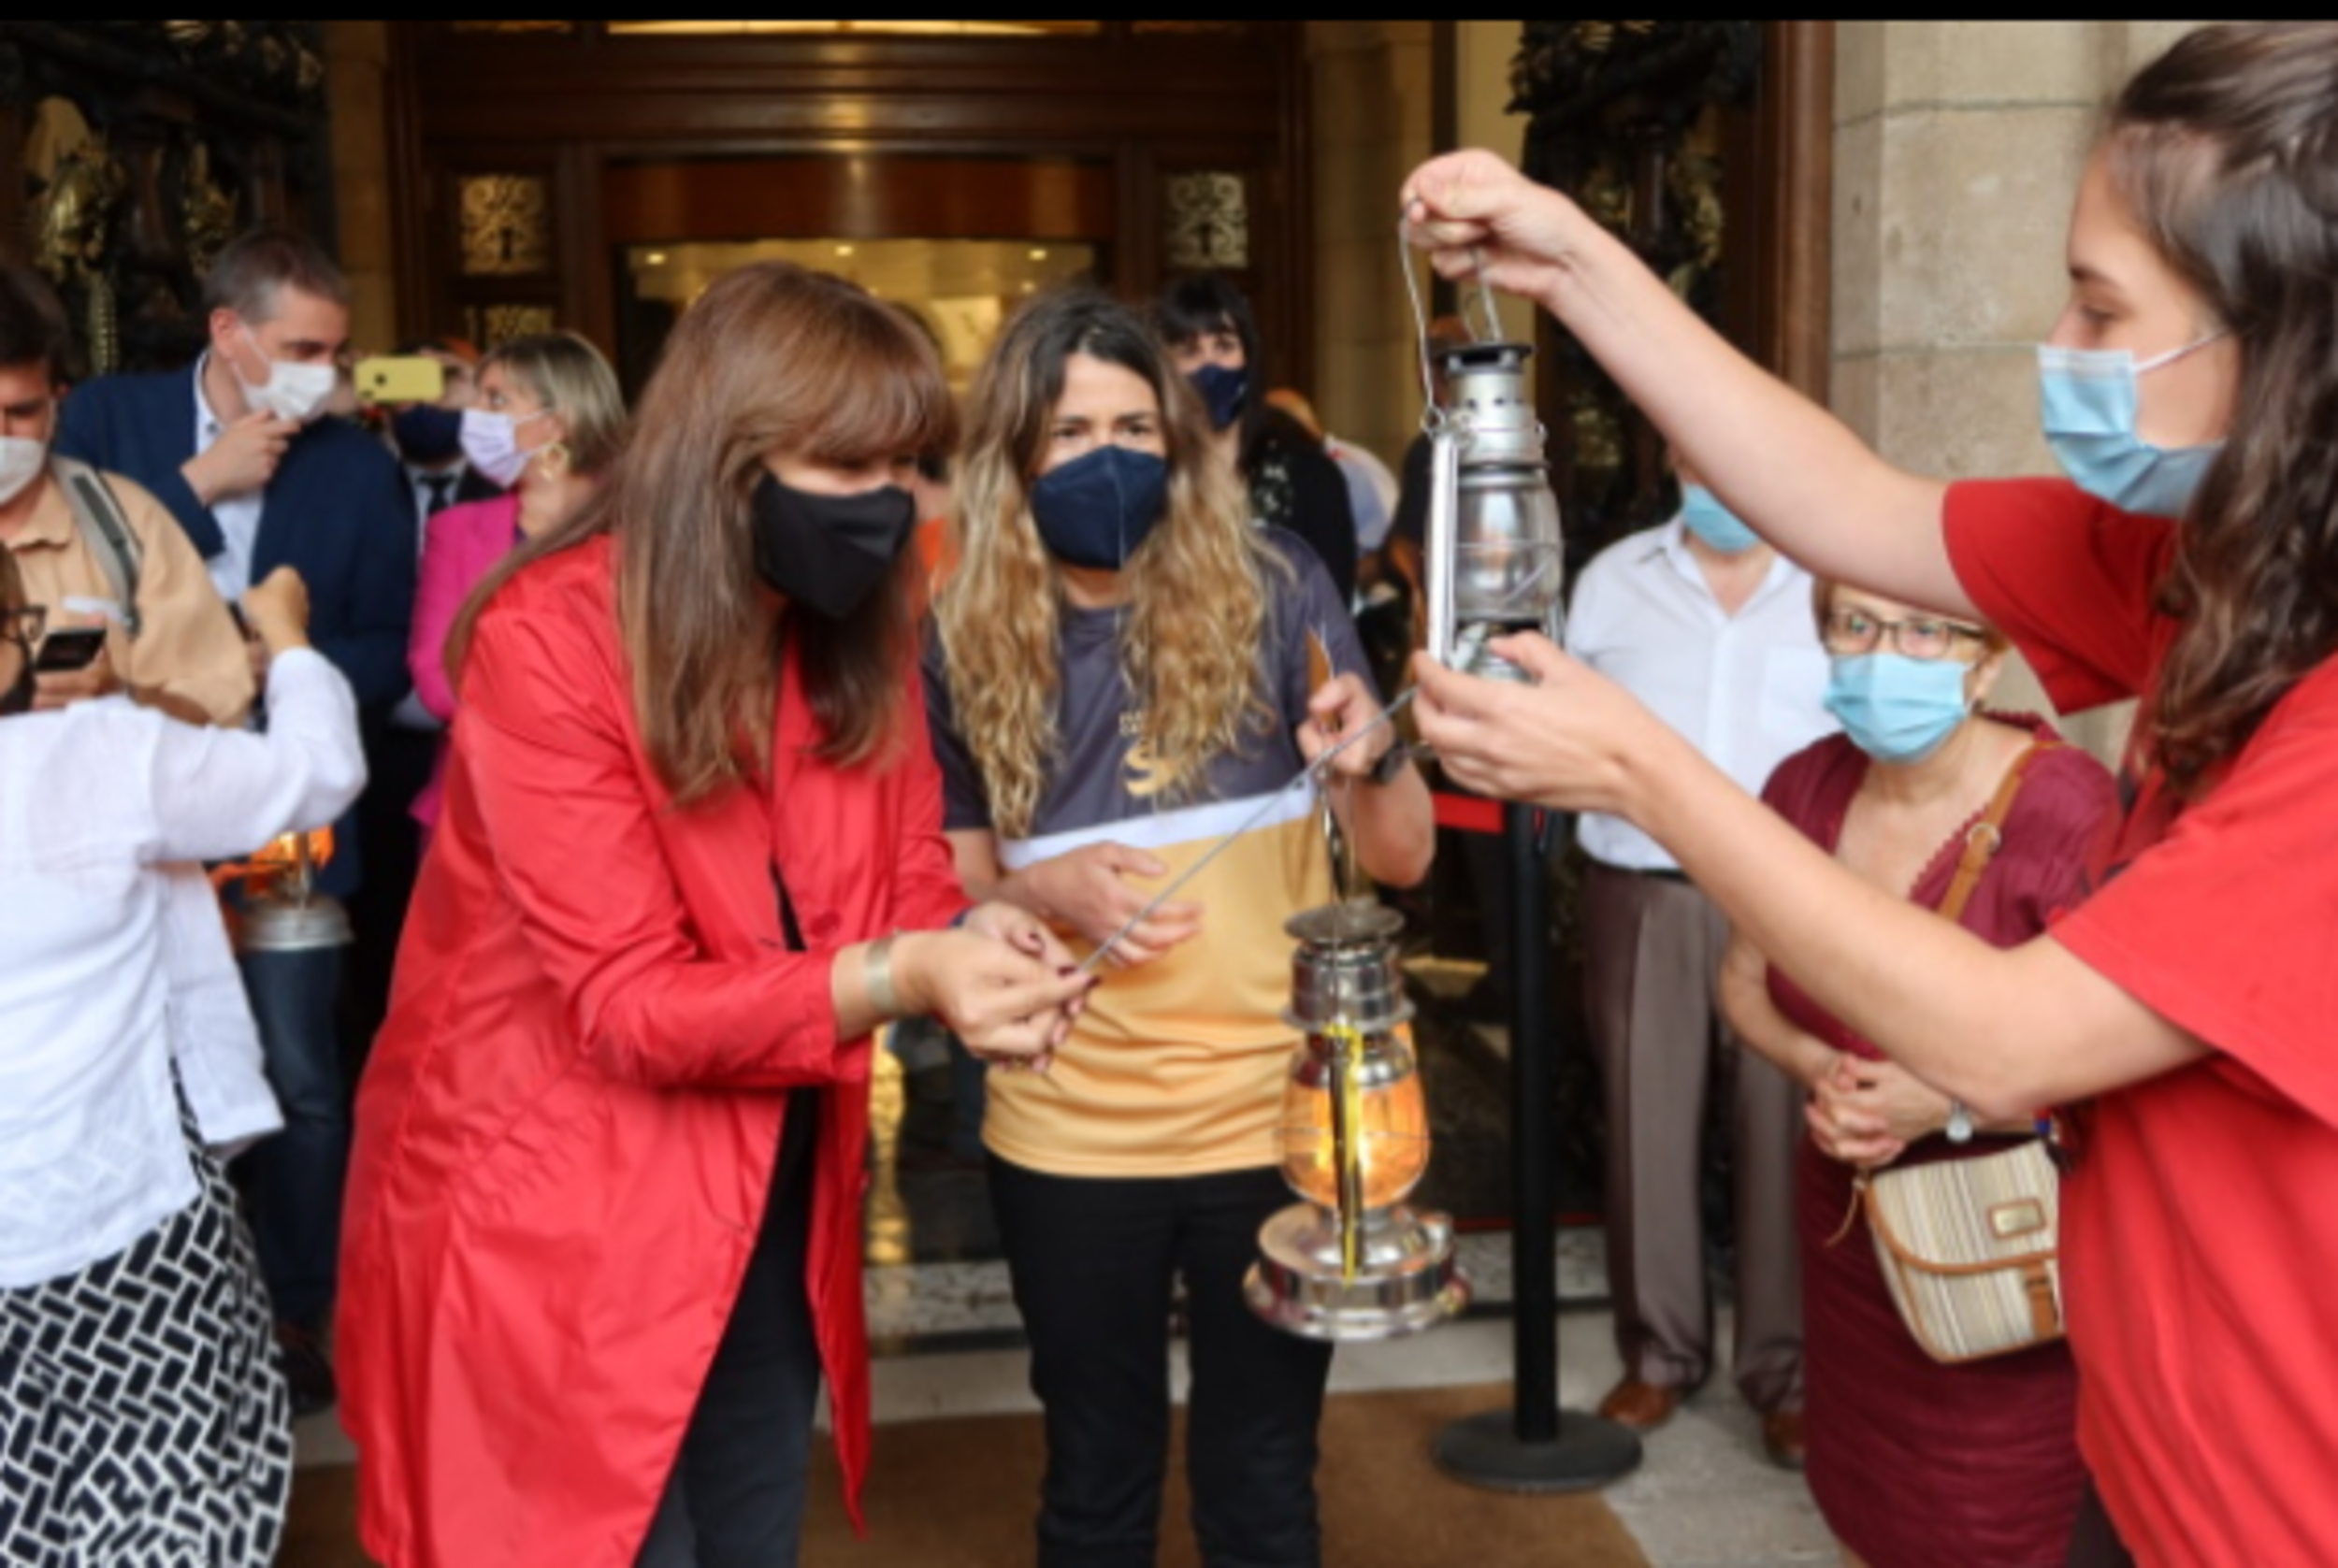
left=1432, top=801, right=1641, bottom=1491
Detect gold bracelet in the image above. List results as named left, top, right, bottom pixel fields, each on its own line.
left=863, top=932, right=903, bottom=1018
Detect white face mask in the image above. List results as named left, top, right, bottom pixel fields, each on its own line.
left=459, top=407, right=554, bottom=490
left=0, top=437, right=44, bottom=508
left=232, top=322, right=339, bottom=424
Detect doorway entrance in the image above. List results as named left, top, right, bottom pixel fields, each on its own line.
left=386, top=22, right=1310, bottom=376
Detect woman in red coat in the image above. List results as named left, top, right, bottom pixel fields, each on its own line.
left=338, top=262, right=1091, bottom=1568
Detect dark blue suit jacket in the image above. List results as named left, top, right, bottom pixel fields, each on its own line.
left=58, top=367, right=418, bottom=897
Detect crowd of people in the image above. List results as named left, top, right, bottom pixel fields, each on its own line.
left=1, top=20, right=2332, bottom=1568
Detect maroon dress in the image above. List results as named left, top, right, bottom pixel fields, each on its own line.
left=1760, top=715, right=2114, bottom=1568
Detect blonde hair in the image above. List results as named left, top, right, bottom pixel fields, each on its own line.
left=482, top=330, right=628, bottom=476
left=936, top=286, right=1284, bottom=839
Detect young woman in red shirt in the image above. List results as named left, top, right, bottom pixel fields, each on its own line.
left=1404, top=22, right=2338, bottom=1568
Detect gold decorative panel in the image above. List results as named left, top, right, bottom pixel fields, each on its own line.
left=1164, top=172, right=1248, bottom=271
left=459, top=175, right=552, bottom=277
left=467, top=305, right=560, bottom=349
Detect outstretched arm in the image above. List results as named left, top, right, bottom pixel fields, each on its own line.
left=1412, top=633, right=2206, bottom=1119
left=1402, top=149, right=1970, bottom=619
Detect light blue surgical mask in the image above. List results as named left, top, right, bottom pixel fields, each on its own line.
left=1679, top=484, right=1761, bottom=554
left=1825, top=653, right=1971, bottom=765
left=2037, top=334, right=2224, bottom=518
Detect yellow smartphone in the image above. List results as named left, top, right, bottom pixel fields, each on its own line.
left=353, top=355, right=448, bottom=406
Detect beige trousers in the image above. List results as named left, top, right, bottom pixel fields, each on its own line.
left=1583, top=861, right=1804, bottom=1415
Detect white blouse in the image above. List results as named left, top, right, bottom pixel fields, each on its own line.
left=0, top=649, right=365, bottom=1287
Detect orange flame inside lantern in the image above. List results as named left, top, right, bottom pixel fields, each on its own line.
left=209, top=827, right=338, bottom=940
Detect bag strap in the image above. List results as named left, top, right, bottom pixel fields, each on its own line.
left=1937, top=738, right=2061, bottom=924
left=50, top=456, right=144, bottom=639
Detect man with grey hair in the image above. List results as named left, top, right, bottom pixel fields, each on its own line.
left=58, top=224, right=414, bottom=1419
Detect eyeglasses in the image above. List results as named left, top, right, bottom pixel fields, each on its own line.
left=1821, top=607, right=1988, bottom=662
left=1, top=605, right=46, bottom=646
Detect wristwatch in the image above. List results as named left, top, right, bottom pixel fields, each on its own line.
left=1365, top=741, right=1412, bottom=787
left=1945, top=1100, right=1975, bottom=1144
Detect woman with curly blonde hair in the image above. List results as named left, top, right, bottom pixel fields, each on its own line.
left=927, top=285, right=1432, bottom=1566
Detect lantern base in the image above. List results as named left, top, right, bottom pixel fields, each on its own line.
left=236, top=895, right=354, bottom=954
left=1244, top=1202, right=1471, bottom=1343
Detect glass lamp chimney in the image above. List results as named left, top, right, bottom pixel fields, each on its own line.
left=1423, top=340, right=1566, bottom=683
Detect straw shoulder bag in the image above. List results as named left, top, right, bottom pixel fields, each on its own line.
left=1857, top=740, right=2065, bottom=1365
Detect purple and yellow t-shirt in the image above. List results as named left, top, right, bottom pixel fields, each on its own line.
left=924, top=530, right=1376, bottom=1178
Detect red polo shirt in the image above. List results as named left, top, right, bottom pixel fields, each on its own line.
left=1946, top=478, right=2338, bottom=1567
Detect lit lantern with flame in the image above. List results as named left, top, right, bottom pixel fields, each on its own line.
left=219, top=827, right=353, bottom=954
left=1246, top=901, right=1469, bottom=1341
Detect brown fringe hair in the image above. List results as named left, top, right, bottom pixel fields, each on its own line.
left=449, top=263, right=956, bottom=803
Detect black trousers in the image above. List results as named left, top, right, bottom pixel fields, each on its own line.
left=342, top=721, right=439, bottom=1081
left=2066, top=1480, right=2137, bottom=1568
left=637, top=1092, right=823, bottom=1568
left=989, top=1157, right=1334, bottom=1568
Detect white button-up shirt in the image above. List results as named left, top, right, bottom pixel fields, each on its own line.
left=194, top=356, right=268, bottom=607
left=0, top=650, right=365, bottom=1287
left=1566, top=518, right=1838, bottom=872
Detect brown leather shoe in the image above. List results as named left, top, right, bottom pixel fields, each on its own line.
left=1596, top=1376, right=1684, bottom=1431
left=1761, top=1408, right=1807, bottom=1471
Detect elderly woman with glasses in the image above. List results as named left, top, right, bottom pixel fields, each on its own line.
left=1715, top=581, right=2116, bottom=1568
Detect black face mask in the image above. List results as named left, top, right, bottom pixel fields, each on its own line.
left=749, top=472, right=917, bottom=622
left=391, top=403, right=465, bottom=466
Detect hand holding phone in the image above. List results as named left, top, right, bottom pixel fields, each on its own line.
left=33, top=625, right=108, bottom=673
left=29, top=625, right=117, bottom=712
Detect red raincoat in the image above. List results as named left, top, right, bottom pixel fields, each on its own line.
left=338, top=537, right=965, bottom=1566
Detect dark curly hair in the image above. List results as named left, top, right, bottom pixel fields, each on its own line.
left=2115, top=23, right=2338, bottom=792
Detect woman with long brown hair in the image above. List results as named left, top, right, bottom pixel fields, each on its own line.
left=1405, top=22, right=2338, bottom=1566
left=927, top=286, right=1432, bottom=1566
left=337, top=263, right=1090, bottom=1568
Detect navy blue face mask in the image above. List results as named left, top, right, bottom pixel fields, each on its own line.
left=1187, top=363, right=1248, bottom=432
left=391, top=403, right=465, bottom=467
left=1030, top=446, right=1171, bottom=570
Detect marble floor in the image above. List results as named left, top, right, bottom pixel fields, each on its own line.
left=295, top=942, right=1835, bottom=1564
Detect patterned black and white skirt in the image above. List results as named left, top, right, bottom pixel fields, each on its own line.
left=0, top=1107, right=291, bottom=1565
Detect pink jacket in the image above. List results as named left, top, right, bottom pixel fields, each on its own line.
left=408, top=494, right=523, bottom=827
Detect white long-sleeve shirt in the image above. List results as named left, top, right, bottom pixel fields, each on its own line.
left=164, top=858, right=283, bottom=1158
left=1566, top=519, right=1839, bottom=872
left=0, top=649, right=365, bottom=1287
